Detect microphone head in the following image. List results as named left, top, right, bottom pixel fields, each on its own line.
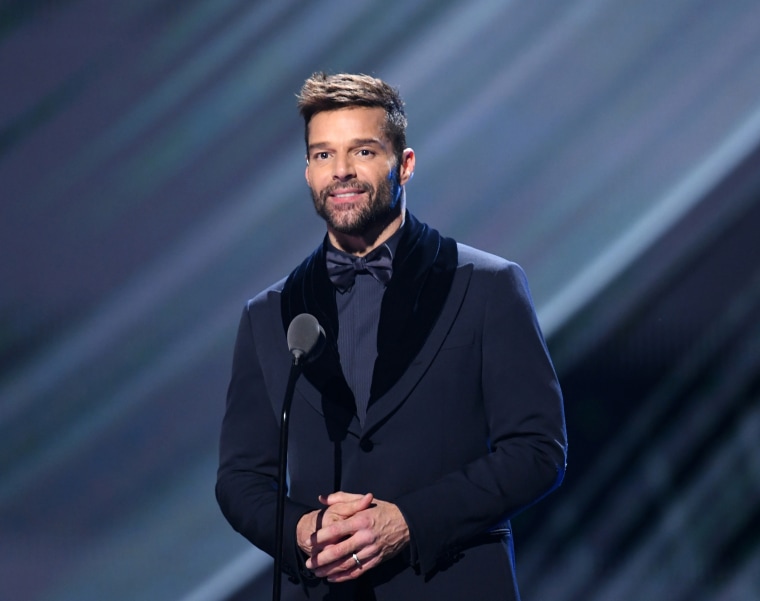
left=287, top=313, right=325, bottom=364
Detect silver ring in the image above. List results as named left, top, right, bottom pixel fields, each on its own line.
left=352, top=553, right=362, bottom=569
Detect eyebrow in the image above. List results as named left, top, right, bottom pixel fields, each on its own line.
left=308, top=138, right=384, bottom=152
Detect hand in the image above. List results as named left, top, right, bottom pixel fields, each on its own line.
left=296, top=492, right=374, bottom=556
left=304, top=492, right=410, bottom=583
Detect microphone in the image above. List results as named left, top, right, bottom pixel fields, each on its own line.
left=273, top=313, right=325, bottom=601
left=287, top=313, right=325, bottom=364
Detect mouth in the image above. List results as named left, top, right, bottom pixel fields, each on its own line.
left=328, top=188, right=367, bottom=203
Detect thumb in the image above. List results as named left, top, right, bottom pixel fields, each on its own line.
left=319, top=491, right=373, bottom=509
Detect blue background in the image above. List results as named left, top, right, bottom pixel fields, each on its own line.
left=2, top=1, right=759, bottom=599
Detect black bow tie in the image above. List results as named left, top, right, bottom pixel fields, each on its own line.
left=326, top=244, right=393, bottom=292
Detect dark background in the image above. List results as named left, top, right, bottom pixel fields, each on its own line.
left=2, top=1, right=759, bottom=600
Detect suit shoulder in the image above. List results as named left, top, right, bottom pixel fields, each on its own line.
left=245, top=275, right=288, bottom=311
left=456, top=243, right=522, bottom=274
left=456, top=244, right=538, bottom=316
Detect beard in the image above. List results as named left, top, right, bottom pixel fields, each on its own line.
left=311, top=169, right=402, bottom=236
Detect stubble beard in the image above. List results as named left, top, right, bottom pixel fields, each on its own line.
left=312, top=171, right=401, bottom=236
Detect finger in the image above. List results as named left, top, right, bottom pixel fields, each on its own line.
left=318, top=550, right=381, bottom=583
left=309, top=517, right=357, bottom=548
left=319, top=491, right=373, bottom=506
left=320, top=493, right=374, bottom=518
left=310, top=549, right=364, bottom=577
left=308, top=527, right=374, bottom=566
left=318, top=562, right=360, bottom=583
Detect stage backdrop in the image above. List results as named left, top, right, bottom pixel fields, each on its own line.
left=1, top=1, right=760, bottom=600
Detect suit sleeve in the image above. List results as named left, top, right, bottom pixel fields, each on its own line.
left=395, top=262, right=567, bottom=574
left=215, top=303, right=316, bottom=582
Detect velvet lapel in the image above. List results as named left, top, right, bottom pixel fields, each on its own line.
left=280, top=243, right=355, bottom=424
left=280, top=213, right=458, bottom=423
left=364, top=260, right=471, bottom=434
left=371, top=213, right=458, bottom=402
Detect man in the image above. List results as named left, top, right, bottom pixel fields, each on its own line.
left=216, top=72, right=567, bottom=600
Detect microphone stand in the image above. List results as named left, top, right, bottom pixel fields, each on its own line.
left=273, top=356, right=303, bottom=601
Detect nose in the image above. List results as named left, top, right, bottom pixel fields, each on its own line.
left=333, top=154, right=355, bottom=181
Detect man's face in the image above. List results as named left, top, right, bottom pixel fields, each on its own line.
left=305, top=107, right=414, bottom=236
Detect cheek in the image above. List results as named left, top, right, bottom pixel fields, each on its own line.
left=359, top=165, right=389, bottom=187
left=306, top=169, right=326, bottom=190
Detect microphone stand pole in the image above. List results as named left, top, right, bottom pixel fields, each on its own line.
left=273, top=358, right=302, bottom=601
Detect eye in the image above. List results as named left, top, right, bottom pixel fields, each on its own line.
left=357, top=149, right=375, bottom=157
left=313, top=151, right=330, bottom=161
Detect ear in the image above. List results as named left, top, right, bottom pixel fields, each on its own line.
left=398, top=148, right=415, bottom=185
left=304, top=160, right=310, bottom=185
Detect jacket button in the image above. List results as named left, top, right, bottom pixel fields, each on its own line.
left=359, top=438, right=374, bottom=452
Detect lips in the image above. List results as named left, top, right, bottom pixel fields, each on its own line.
left=331, top=189, right=364, bottom=200
left=327, top=185, right=369, bottom=203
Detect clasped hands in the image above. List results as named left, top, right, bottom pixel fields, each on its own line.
left=296, top=491, right=410, bottom=583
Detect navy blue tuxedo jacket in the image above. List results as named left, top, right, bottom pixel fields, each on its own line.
left=216, top=213, right=567, bottom=600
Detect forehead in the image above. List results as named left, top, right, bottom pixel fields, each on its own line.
left=307, top=107, right=387, bottom=145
